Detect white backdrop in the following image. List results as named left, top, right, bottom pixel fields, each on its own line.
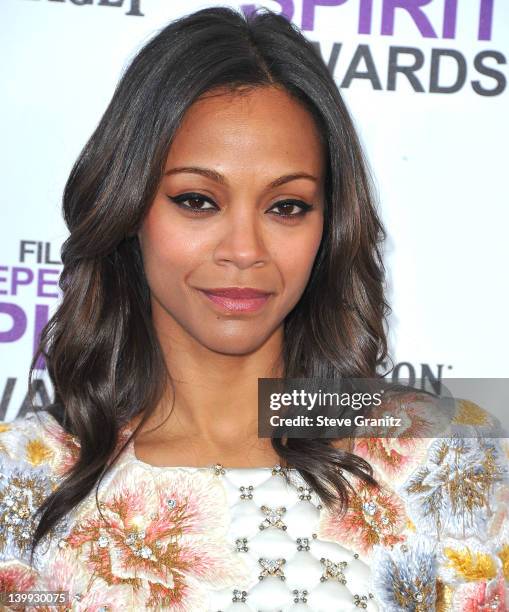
left=1, top=0, right=508, bottom=423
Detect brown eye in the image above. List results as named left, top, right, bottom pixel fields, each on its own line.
left=168, top=193, right=217, bottom=212
left=269, top=200, right=314, bottom=217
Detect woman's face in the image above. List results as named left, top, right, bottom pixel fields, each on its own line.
left=138, top=85, right=325, bottom=356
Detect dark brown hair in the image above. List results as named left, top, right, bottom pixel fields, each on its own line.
left=29, top=6, right=396, bottom=557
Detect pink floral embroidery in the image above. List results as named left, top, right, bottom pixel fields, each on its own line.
left=37, top=413, right=80, bottom=477
left=2, top=550, right=136, bottom=612
left=0, top=559, right=38, bottom=591
left=453, top=573, right=506, bottom=611
left=352, top=392, right=444, bottom=485
left=38, top=412, right=132, bottom=478
left=62, top=463, right=250, bottom=609
left=318, top=473, right=408, bottom=561
left=0, top=560, right=39, bottom=612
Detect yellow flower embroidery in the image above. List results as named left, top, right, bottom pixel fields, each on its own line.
left=26, top=438, right=53, bottom=466
left=498, top=544, right=509, bottom=580
left=443, top=547, right=497, bottom=581
left=452, top=399, right=489, bottom=426
left=406, top=518, right=416, bottom=532
left=0, top=423, right=11, bottom=433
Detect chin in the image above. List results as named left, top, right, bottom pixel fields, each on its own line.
left=199, top=331, right=272, bottom=356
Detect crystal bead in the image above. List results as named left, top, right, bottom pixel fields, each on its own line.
left=362, top=501, right=377, bottom=515
left=258, top=557, right=286, bottom=580
left=235, top=537, right=249, bottom=552
left=167, top=499, right=176, bottom=509
left=297, top=486, right=312, bottom=501
left=140, top=546, right=153, bottom=559
left=97, top=535, right=109, bottom=548
left=213, top=463, right=226, bottom=476
left=320, top=558, right=348, bottom=584
left=293, top=589, right=308, bottom=603
left=354, top=594, right=368, bottom=608
left=296, top=537, right=310, bottom=551
left=239, top=485, right=254, bottom=500
left=232, top=589, right=247, bottom=602
left=259, top=505, right=287, bottom=530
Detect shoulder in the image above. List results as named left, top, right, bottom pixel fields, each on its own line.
left=363, top=396, right=509, bottom=610
left=0, top=410, right=79, bottom=475
left=348, top=391, right=507, bottom=481
left=0, top=413, right=66, bottom=561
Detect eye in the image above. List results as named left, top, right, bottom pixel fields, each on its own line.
left=268, top=200, right=314, bottom=218
left=168, top=193, right=217, bottom=213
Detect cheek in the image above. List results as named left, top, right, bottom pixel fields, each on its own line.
left=138, top=204, right=203, bottom=291
left=275, top=221, right=323, bottom=299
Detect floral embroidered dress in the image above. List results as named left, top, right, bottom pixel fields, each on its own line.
left=0, top=396, right=508, bottom=611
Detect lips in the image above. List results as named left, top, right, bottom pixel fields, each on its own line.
left=198, top=287, right=272, bottom=313
left=202, top=287, right=271, bottom=298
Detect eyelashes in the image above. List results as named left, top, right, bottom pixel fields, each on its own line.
left=167, top=192, right=314, bottom=219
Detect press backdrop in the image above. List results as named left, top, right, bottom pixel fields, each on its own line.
left=1, top=0, right=508, bottom=422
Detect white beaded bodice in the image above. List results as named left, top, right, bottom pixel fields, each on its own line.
left=191, top=462, right=377, bottom=611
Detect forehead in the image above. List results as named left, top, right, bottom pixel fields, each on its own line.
left=166, top=86, right=325, bottom=175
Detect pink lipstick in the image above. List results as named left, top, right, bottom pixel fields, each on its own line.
left=199, top=287, right=272, bottom=313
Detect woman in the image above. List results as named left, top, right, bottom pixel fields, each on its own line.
left=1, top=6, right=507, bottom=611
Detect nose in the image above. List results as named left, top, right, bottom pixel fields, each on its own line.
left=213, top=205, right=269, bottom=269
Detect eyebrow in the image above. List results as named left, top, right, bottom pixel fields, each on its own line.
left=164, top=166, right=318, bottom=189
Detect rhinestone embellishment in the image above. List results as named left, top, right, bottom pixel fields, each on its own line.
left=258, top=557, right=286, bottom=580
left=298, top=485, right=312, bottom=501
left=239, top=485, right=254, bottom=500
left=296, top=537, right=310, bottom=551
left=354, top=594, right=368, bottom=608
left=97, top=535, right=109, bottom=548
left=293, top=589, right=308, bottom=603
left=363, top=501, right=377, bottom=516
left=235, top=537, right=248, bottom=552
left=232, top=589, right=247, bottom=602
left=259, top=505, right=287, bottom=530
left=123, top=531, right=157, bottom=561
left=271, top=464, right=283, bottom=476
left=213, top=463, right=226, bottom=476
left=320, top=557, right=348, bottom=584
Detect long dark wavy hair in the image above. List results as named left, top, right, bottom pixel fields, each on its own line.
left=28, top=6, right=399, bottom=557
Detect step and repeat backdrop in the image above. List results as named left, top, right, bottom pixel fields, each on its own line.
left=1, top=0, right=508, bottom=423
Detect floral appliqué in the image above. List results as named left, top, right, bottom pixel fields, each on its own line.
left=318, top=470, right=408, bottom=561
left=60, top=462, right=250, bottom=610
left=401, top=437, right=507, bottom=540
